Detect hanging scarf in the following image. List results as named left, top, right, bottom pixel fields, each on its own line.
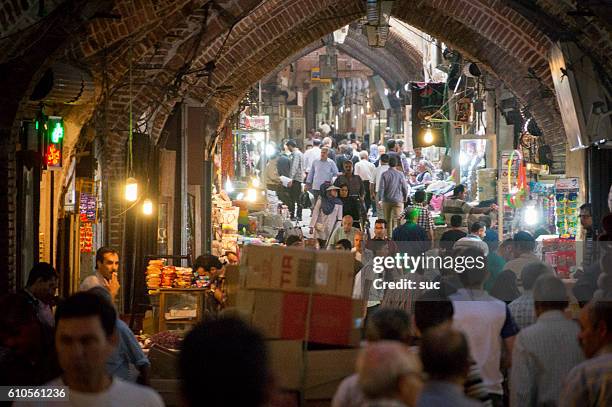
left=320, top=182, right=342, bottom=215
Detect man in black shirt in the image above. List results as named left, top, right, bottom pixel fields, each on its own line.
left=439, top=215, right=467, bottom=254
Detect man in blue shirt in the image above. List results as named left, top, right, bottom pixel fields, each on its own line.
left=305, top=147, right=338, bottom=200
left=378, top=156, right=409, bottom=237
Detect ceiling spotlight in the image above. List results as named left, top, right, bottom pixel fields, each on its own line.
left=333, top=25, right=350, bottom=44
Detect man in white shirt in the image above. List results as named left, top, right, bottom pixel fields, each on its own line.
left=454, top=221, right=490, bottom=256
left=450, top=247, right=519, bottom=404
left=17, top=292, right=164, bottom=407
left=355, top=150, right=376, bottom=216
left=303, top=138, right=321, bottom=180
left=372, top=153, right=390, bottom=217
left=80, top=247, right=121, bottom=302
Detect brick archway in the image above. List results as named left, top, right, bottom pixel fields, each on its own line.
left=3, top=0, right=611, bottom=285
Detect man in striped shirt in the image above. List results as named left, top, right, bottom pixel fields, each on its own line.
left=400, top=190, right=435, bottom=241
left=559, top=299, right=612, bottom=407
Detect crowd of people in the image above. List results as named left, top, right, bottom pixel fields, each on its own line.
left=2, top=123, right=612, bottom=406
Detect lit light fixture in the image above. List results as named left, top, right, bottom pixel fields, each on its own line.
left=225, top=177, right=234, bottom=193
left=361, top=106, right=364, bottom=114
left=395, top=90, right=400, bottom=99
left=384, top=88, right=389, bottom=96
left=354, top=115, right=357, bottom=119
left=265, top=143, right=276, bottom=157
left=524, top=204, right=539, bottom=226
left=236, top=192, right=245, bottom=200
left=364, top=0, right=394, bottom=47
left=333, top=25, right=350, bottom=44
left=246, top=188, right=257, bottom=202
left=125, top=177, right=138, bottom=202
left=423, top=125, right=434, bottom=145
left=404, top=83, right=409, bottom=92
left=252, top=177, right=261, bottom=188
left=142, top=198, right=153, bottom=215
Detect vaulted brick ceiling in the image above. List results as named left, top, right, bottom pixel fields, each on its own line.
left=263, top=26, right=424, bottom=89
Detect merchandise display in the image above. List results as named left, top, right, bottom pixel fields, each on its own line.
left=554, top=178, right=580, bottom=239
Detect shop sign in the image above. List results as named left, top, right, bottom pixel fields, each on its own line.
left=555, top=178, right=579, bottom=191
left=248, top=115, right=269, bottom=131
left=79, top=192, right=97, bottom=222
left=41, top=116, right=64, bottom=170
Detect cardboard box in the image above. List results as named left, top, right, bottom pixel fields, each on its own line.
left=267, top=340, right=360, bottom=400
left=242, top=245, right=355, bottom=298
left=238, top=289, right=361, bottom=346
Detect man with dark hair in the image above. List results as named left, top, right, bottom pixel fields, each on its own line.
left=503, top=231, right=540, bottom=286
left=334, top=239, right=353, bottom=251
left=414, top=291, right=492, bottom=406
left=450, top=247, right=519, bottom=405
left=285, top=234, right=304, bottom=247
left=510, top=275, right=583, bottom=406
left=180, top=317, right=271, bottom=407
left=559, top=300, right=612, bottom=406
left=0, top=293, right=60, bottom=386
left=401, top=190, right=434, bottom=241
left=20, top=262, right=58, bottom=328
left=372, top=153, right=390, bottom=219
left=332, top=308, right=414, bottom=407
left=454, top=221, right=489, bottom=256
left=441, top=184, right=496, bottom=226
left=579, top=203, right=599, bottom=268
left=285, top=139, right=304, bottom=221
left=417, top=326, right=482, bottom=407
left=373, top=218, right=388, bottom=240
left=81, top=247, right=121, bottom=301
left=40, top=292, right=163, bottom=406
left=193, top=254, right=225, bottom=315
left=378, top=156, right=409, bottom=236
left=439, top=215, right=467, bottom=253
left=508, top=262, right=553, bottom=329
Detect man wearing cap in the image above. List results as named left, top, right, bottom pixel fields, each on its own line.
left=441, top=184, right=496, bottom=226
left=305, top=147, right=339, bottom=201
left=285, top=140, right=304, bottom=221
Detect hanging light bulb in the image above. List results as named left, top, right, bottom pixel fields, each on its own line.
left=404, top=83, right=409, bottom=92
left=384, top=88, right=389, bottom=96
left=395, top=90, right=400, bottom=99
left=125, top=177, right=138, bottom=202
left=246, top=188, right=257, bottom=202
left=225, top=177, right=234, bottom=193
left=524, top=204, right=539, bottom=226
left=423, top=126, right=434, bottom=145
left=142, top=198, right=153, bottom=215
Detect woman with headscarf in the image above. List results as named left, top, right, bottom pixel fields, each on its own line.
left=369, top=143, right=379, bottom=163
left=309, top=181, right=343, bottom=248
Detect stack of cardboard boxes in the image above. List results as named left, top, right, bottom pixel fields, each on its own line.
left=226, top=245, right=363, bottom=402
